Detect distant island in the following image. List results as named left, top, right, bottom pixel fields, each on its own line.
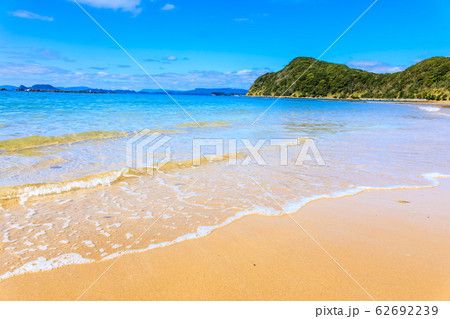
left=0, top=85, right=248, bottom=96
left=140, top=88, right=248, bottom=96
left=247, top=56, right=450, bottom=101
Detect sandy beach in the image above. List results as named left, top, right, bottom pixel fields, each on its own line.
left=246, top=95, right=450, bottom=107
left=1, top=178, right=449, bottom=301
left=2, top=0, right=450, bottom=314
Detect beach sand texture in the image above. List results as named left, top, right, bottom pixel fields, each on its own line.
left=1, top=178, right=449, bottom=300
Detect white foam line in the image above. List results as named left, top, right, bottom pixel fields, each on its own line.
left=417, top=105, right=450, bottom=117
left=418, top=106, right=441, bottom=112
left=3, top=169, right=127, bottom=204
left=3, top=153, right=241, bottom=203
left=283, top=172, right=449, bottom=214
left=103, top=172, right=449, bottom=261
left=0, top=254, right=94, bottom=281
left=1, top=172, right=448, bottom=282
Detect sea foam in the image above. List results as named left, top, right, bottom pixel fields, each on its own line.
left=1, top=172, right=448, bottom=282
left=0, top=253, right=94, bottom=281
left=418, top=106, right=440, bottom=112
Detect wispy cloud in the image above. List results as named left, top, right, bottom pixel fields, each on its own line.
left=144, top=56, right=188, bottom=63
left=151, top=68, right=271, bottom=90
left=234, top=18, right=250, bottom=22
left=33, top=49, right=62, bottom=60
left=0, top=62, right=68, bottom=77
left=0, top=47, right=76, bottom=63
left=10, top=10, right=54, bottom=22
left=161, top=4, right=175, bottom=11
left=144, top=58, right=159, bottom=62
left=346, top=60, right=405, bottom=73
left=234, top=13, right=268, bottom=22
left=76, top=0, right=142, bottom=14
left=0, top=60, right=270, bottom=90
left=89, top=66, right=108, bottom=70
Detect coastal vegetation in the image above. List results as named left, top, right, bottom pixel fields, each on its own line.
left=247, top=57, right=450, bottom=100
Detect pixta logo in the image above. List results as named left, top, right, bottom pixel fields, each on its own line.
left=126, top=129, right=172, bottom=174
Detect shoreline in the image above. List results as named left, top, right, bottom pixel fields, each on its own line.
left=3, top=90, right=450, bottom=107
left=246, top=94, right=450, bottom=107
left=1, top=175, right=449, bottom=300
left=0, top=172, right=446, bottom=282
left=0, top=97, right=449, bottom=290
left=1, top=96, right=449, bottom=300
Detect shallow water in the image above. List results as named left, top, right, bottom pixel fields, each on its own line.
left=0, top=91, right=449, bottom=280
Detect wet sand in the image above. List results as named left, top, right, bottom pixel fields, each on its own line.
left=0, top=178, right=449, bottom=300
left=411, top=100, right=450, bottom=107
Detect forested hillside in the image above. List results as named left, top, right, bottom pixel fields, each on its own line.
left=247, top=57, right=450, bottom=100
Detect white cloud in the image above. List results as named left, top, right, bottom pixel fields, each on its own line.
left=0, top=62, right=68, bottom=77
left=234, top=18, right=249, bottom=22
left=161, top=4, right=175, bottom=11
left=346, top=60, right=405, bottom=74
left=76, top=0, right=142, bottom=13
left=0, top=47, right=75, bottom=62
left=0, top=60, right=270, bottom=90
left=236, top=69, right=252, bottom=75
left=150, top=69, right=271, bottom=90
left=146, top=56, right=191, bottom=63
left=10, top=10, right=54, bottom=21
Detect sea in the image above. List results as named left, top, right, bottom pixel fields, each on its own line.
left=0, top=91, right=449, bottom=280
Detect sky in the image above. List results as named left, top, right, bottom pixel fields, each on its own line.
left=0, top=0, right=449, bottom=90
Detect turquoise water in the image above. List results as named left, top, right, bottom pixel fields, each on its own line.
left=0, top=91, right=449, bottom=280
left=0, top=91, right=427, bottom=140
left=1, top=91, right=448, bottom=187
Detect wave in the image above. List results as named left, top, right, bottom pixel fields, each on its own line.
left=176, top=121, right=232, bottom=128
left=0, top=254, right=94, bottom=281
left=0, top=168, right=130, bottom=204
left=418, top=106, right=440, bottom=112
left=0, top=130, right=129, bottom=155
left=157, top=152, right=243, bottom=170
left=417, top=105, right=450, bottom=117
left=105, top=173, right=449, bottom=264
left=1, top=172, right=448, bottom=282
left=0, top=152, right=245, bottom=204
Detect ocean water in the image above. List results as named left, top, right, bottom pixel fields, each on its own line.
left=0, top=91, right=449, bottom=280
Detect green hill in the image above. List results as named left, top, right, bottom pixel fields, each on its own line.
left=247, top=57, right=450, bottom=100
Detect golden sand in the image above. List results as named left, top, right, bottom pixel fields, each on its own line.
left=0, top=179, right=449, bottom=300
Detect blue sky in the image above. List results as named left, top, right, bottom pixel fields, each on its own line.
left=0, top=0, right=449, bottom=90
